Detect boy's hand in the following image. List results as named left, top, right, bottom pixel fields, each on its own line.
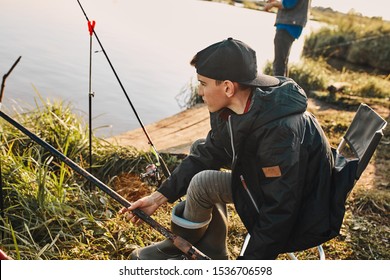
left=119, top=191, right=168, bottom=225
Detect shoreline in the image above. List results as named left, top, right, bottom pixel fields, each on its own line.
left=107, top=104, right=210, bottom=154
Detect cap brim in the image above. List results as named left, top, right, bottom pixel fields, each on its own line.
left=241, top=74, right=279, bottom=87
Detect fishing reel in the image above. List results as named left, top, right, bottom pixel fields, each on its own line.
left=140, top=163, right=162, bottom=187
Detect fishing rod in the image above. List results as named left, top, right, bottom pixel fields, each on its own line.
left=0, top=109, right=210, bottom=260
left=76, top=0, right=171, bottom=183
left=87, top=19, right=95, bottom=191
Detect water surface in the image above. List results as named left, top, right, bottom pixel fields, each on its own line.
left=0, top=0, right=319, bottom=137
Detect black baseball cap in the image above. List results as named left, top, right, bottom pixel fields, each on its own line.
left=191, top=38, right=279, bottom=87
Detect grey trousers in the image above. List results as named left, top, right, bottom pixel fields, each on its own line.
left=273, top=28, right=295, bottom=77
left=183, top=170, right=233, bottom=223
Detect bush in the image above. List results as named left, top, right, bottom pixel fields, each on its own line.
left=263, top=59, right=329, bottom=94
left=303, top=13, right=390, bottom=72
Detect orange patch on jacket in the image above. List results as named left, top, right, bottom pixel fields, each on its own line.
left=262, top=166, right=282, bottom=177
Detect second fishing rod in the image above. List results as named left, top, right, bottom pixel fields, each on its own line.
left=76, top=0, right=170, bottom=181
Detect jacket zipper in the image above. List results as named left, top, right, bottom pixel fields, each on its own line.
left=228, top=115, right=260, bottom=214
left=240, top=175, right=260, bottom=214
left=228, top=115, right=236, bottom=168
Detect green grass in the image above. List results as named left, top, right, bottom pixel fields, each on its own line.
left=0, top=96, right=152, bottom=260
left=263, top=58, right=390, bottom=101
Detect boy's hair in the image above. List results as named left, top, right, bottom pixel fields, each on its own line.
left=190, top=55, right=198, bottom=68
left=215, top=79, right=251, bottom=91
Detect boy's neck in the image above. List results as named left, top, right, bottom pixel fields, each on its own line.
left=229, top=88, right=253, bottom=114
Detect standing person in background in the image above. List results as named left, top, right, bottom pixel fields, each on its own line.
left=265, top=0, right=311, bottom=77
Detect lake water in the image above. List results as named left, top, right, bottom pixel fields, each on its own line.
left=0, top=0, right=320, bottom=137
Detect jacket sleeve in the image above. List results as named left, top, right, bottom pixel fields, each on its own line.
left=239, top=125, right=305, bottom=259
left=158, top=129, right=230, bottom=203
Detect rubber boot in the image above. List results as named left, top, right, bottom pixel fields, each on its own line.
left=130, top=202, right=229, bottom=260
left=194, top=203, right=229, bottom=260
left=130, top=201, right=210, bottom=260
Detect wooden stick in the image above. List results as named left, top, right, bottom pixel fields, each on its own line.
left=0, top=56, right=21, bottom=104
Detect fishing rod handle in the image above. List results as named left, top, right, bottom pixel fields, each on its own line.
left=172, top=236, right=211, bottom=260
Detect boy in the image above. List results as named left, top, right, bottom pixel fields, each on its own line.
left=120, top=38, right=333, bottom=260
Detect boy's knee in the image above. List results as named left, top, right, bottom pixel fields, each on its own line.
left=187, top=171, right=207, bottom=198
left=190, top=138, right=206, bottom=155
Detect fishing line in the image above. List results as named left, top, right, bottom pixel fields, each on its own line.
left=76, top=0, right=171, bottom=181
left=304, top=33, right=390, bottom=55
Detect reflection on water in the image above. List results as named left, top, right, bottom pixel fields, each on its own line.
left=0, top=0, right=318, bottom=137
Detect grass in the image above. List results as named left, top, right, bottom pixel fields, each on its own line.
left=0, top=97, right=151, bottom=260
left=263, top=58, right=390, bottom=101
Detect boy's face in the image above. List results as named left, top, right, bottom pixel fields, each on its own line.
left=197, top=74, right=229, bottom=113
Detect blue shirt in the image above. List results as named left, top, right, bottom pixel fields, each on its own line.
left=276, top=0, right=303, bottom=39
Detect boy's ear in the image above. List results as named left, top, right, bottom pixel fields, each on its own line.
left=223, top=80, right=235, bottom=98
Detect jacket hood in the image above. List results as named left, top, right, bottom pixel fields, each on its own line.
left=210, top=77, right=308, bottom=164
left=250, top=77, right=308, bottom=126
left=226, top=77, right=308, bottom=135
